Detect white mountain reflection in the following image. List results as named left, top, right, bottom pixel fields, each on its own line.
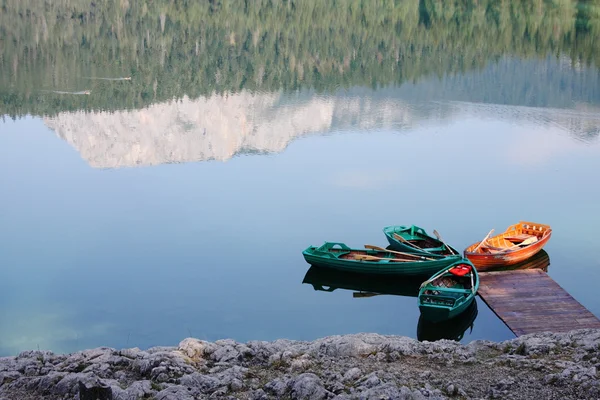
left=43, top=90, right=600, bottom=169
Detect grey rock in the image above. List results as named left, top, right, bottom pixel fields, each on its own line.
left=212, top=345, right=242, bottom=363
left=331, top=395, right=351, bottom=400
left=23, top=365, right=39, bottom=377
left=132, top=356, right=161, bottom=377
left=237, top=344, right=256, bottom=359
left=215, top=339, right=238, bottom=347
left=585, top=366, right=597, bottom=378
left=118, top=348, right=143, bottom=360
left=122, top=380, right=155, bottom=400
left=105, top=355, right=130, bottom=367
left=358, top=372, right=381, bottom=389
left=81, top=348, right=113, bottom=360
left=37, top=372, right=66, bottom=393
left=309, top=334, right=378, bottom=358
left=107, top=385, right=128, bottom=400
left=291, top=358, right=313, bottom=372
left=359, top=384, right=425, bottom=400
left=133, top=351, right=193, bottom=379
left=79, top=377, right=113, bottom=400
left=209, top=386, right=229, bottom=398
left=156, top=372, right=170, bottom=383
left=217, top=365, right=248, bottom=385
left=419, top=370, right=432, bottom=379
left=250, top=388, right=268, bottom=400
left=328, top=380, right=346, bottom=395
left=445, top=384, right=457, bottom=395
left=343, top=367, right=362, bottom=382
left=265, top=377, right=289, bottom=397
left=0, top=371, right=22, bottom=385
left=495, top=378, right=515, bottom=391
left=146, top=346, right=177, bottom=354
left=54, top=373, right=92, bottom=395
left=246, top=340, right=280, bottom=362
left=179, top=372, right=221, bottom=393
left=544, top=374, right=559, bottom=384
left=290, top=373, right=329, bottom=400
left=155, top=386, right=196, bottom=400
left=229, top=377, right=243, bottom=391
left=178, top=338, right=216, bottom=361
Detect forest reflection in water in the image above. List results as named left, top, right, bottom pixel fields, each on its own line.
left=1, top=0, right=599, bottom=118
left=3, top=0, right=599, bottom=167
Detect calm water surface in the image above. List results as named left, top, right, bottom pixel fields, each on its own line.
left=1, top=0, right=600, bottom=356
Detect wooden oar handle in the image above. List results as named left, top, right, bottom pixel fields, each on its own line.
left=393, top=233, right=422, bottom=250
left=472, top=229, right=494, bottom=253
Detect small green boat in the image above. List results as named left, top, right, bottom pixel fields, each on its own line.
left=383, top=225, right=459, bottom=256
left=302, top=242, right=463, bottom=277
left=418, top=259, right=479, bottom=322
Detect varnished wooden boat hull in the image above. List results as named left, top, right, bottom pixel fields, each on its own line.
left=463, top=221, right=551, bottom=270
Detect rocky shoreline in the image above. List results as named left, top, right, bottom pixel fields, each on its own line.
left=1, top=329, right=599, bottom=400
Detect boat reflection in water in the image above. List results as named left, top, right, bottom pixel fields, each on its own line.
left=302, top=265, right=476, bottom=341
left=301, top=250, right=550, bottom=342
left=302, top=265, right=422, bottom=298
left=417, top=300, right=478, bottom=342
left=489, top=249, right=550, bottom=272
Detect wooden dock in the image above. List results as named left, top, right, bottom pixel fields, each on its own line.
left=478, top=269, right=600, bottom=336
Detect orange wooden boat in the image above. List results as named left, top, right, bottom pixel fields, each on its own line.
left=463, top=221, right=551, bottom=270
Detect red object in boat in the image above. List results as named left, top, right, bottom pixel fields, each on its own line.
left=449, top=264, right=472, bottom=276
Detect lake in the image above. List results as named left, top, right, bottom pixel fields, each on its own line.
left=1, top=0, right=600, bottom=356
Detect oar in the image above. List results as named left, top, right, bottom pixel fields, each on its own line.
left=393, top=233, right=425, bottom=252
left=353, top=254, right=412, bottom=262
left=364, top=245, right=436, bottom=261
left=498, top=237, right=538, bottom=252
left=471, top=229, right=494, bottom=253
left=433, top=230, right=457, bottom=255
left=352, top=254, right=411, bottom=262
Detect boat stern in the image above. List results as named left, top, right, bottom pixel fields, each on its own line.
left=418, top=303, right=453, bottom=323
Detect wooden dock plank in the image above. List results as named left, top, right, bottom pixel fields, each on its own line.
left=478, top=269, right=600, bottom=336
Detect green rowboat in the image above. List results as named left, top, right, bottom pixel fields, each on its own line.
left=418, top=259, right=479, bottom=322
left=302, top=242, right=462, bottom=277
left=383, top=225, right=459, bottom=256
